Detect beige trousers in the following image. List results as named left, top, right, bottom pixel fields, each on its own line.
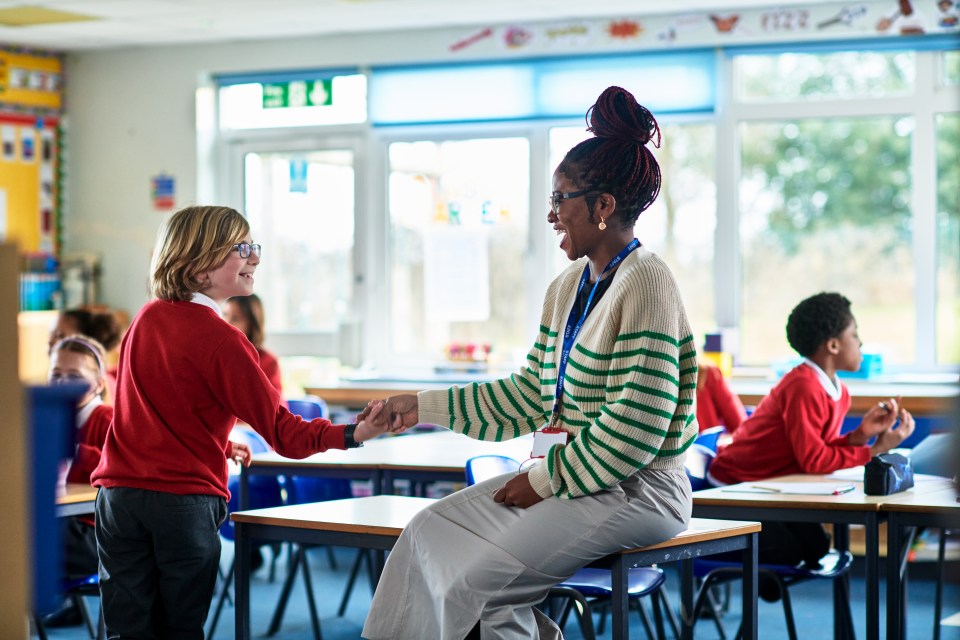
left=362, top=464, right=691, bottom=640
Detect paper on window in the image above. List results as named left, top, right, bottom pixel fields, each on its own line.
left=423, top=225, right=490, bottom=322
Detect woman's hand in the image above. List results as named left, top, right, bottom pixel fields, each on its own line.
left=849, top=396, right=902, bottom=445
left=492, top=473, right=545, bottom=509
left=382, top=394, right=419, bottom=433
left=228, top=441, right=253, bottom=467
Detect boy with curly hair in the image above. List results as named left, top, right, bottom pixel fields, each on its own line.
left=709, top=292, right=914, bottom=570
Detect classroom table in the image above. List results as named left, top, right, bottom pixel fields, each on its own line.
left=691, top=473, right=954, bottom=640
left=239, top=430, right=535, bottom=509
left=882, top=485, right=960, bottom=640
left=231, top=495, right=761, bottom=640
left=55, top=483, right=98, bottom=518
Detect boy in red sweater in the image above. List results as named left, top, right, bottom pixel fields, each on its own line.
left=91, top=205, right=389, bottom=639
left=709, top=292, right=914, bottom=570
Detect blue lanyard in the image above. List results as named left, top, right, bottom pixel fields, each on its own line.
left=551, top=238, right=640, bottom=426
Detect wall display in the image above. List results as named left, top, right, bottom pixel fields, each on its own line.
left=0, top=113, right=58, bottom=255
left=445, top=0, right=959, bottom=54
left=151, top=173, right=175, bottom=210
left=0, top=48, right=62, bottom=111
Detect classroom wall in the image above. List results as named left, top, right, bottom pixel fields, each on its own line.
left=64, top=25, right=536, bottom=316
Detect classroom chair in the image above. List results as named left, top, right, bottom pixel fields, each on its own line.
left=694, top=426, right=727, bottom=453
left=32, top=574, right=105, bottom=640
left=684, top=446, right=856, bottom=640
left=207, top=428, right=323, bottom=640
left=464, top=455, right=677, bottom=640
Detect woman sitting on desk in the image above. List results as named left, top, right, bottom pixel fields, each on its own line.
left=361, top=86, right=699, bottom=640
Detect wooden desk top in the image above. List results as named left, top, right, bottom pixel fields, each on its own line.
left=231, top=495, right=435, bottom=535
left=879, top=486, right=960, bottom=513
left=305, top=378, right=957, bottom=416
left=56, top=483, right=98, bottom=505
left=231, top=495, right=760, bottom=555
left=692, top=474, right=955, bottom=512
left=251, top=430, right=535, bottom=473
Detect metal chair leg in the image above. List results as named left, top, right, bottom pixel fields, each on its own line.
left=779, top=577, right=799, bottom=640
left=934, top=529, right=947, bottom=640
left=206, top=560, right=234, bottom=639
left=338, top=548, right=370, bottom=616
left=298, top=548, right=323, bottom=640
left=268, top=545, right=303, bottom=635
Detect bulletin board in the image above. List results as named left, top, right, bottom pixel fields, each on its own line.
left=0, top=47, right=63, bottom=256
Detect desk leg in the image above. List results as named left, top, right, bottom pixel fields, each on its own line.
left=833, top=523, right=850, bottom=640
left=865, top=513, right=880, bottom=640
left=611, top=555, right=628, bottom=640
left=887, top=512, right=903, bottom=640
left=239, top=466, right=250, bottom=511
left=742, top=532, right=758, bottom=640
left=234, top=522, right=252, bottom=640
left=680, top=558, right=693, bottom=640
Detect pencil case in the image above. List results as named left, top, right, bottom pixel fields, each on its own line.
left=863, top=452, right=914, bottom=495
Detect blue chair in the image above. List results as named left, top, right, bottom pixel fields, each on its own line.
left=464, top=456, right=677, bottom=640
left=684, top=449, right=856, bottom=640
left=33, top=575, right=105, bottom=640
left=207, top=428, right=322, bottom=640
left=694, top=426, right=727, bottom=452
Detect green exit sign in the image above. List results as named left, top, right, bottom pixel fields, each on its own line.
left=261, top=79, right=332, bottom=109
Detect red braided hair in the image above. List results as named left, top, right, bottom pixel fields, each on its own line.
left=558, top=86, right=662, bottom=228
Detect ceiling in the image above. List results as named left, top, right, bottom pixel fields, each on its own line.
left=0, top=0, right=840, bottom=51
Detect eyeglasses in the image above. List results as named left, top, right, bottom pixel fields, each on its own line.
left=549, top=188, right=594, bottom=215
left=232, top=243, right=261, bottom=259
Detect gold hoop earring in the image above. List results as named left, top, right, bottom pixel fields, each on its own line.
left=598, top=219, right=607, bottom=231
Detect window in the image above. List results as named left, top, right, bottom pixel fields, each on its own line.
left=738, top=117, right=914, bottom=365
left=549, top=122, right=718, bottom=341
left=386, top=137, right=531, bottom=371
left=936, top=113, right=959, bottom=364
left=735, top=50, right=915, bottom=101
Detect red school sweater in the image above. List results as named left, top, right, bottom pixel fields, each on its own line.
left=68, top=403, right=112, bottom=486
left=91, top=299, right=348, bottom=499
left=709, top=363, right=871, bottom=484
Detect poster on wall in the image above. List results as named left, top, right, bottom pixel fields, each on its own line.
left=1, top=126, right=14, bottom=161
left=20, top=127, right=35, bottom=162
left=151, top=173, right=175, bottom=210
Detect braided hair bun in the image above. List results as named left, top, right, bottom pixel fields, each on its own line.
left=559, top=86, right=663, bottom=227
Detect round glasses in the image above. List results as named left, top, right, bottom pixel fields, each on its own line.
left=549, top=188, right=594, bottom=215
left=232, top=243, right=261, bottom=259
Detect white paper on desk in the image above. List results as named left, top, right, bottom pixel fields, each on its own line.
left=723, top=482, right=856, bottom=495
left=826, top=466, right=865, bottom=481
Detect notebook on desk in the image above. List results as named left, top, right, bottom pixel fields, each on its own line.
left=722, top=482, right=856, bottom=496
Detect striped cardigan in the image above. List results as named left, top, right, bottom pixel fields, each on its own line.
left=418, top=246, right=699, bottom=499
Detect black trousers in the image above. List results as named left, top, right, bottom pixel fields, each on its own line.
left=64, top=517, right=100, bottom=579
left=95, top=487, right=227, bottom=640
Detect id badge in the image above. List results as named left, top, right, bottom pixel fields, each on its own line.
left=531, top=427, right=568, bottom=458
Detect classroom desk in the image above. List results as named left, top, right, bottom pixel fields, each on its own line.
left=882, top=485, right=960, bottom=640
left=691, top=474, right=954, bottom=640
left=304, top=379, right=957, bottom=416
left=231, top=495, right=761, bottom=640
left=239, top=430, right=535, bottom=509
left=55, top=483, right=98, bottom=518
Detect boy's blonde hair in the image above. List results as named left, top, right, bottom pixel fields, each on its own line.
left=150, top=205, right=250, bottom=301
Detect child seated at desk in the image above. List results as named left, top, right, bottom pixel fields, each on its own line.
left=44, top=336, right=112, bottom=627
left=696, top=358, right=747, bottom=434
left=48, top=307, right=124, bottom=403
left=708, top=292, right=915, bottom=578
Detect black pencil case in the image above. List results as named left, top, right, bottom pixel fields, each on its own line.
left=863, top=452, right=914, bottom=495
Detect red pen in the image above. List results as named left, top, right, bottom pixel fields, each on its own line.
left=833, top=485, right=855, bottom=495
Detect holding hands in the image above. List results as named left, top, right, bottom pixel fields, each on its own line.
left=357, top=394, right=420, bottom=434
left=353, top=400, right=391, bottom=443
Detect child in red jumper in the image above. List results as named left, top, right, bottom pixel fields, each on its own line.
left=696, top=359, right=747, bottom=434
left=709, top=292, right=914, bottom=572
left=91, top=205, right=388, bottom=639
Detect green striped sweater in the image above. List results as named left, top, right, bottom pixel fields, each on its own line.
left=418, top=247, right=700, bottom=499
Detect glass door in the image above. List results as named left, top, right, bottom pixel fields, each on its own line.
left=230, top=137, right=364, bottom=362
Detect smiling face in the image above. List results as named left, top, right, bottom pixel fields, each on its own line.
left=201, top=235, right=259, bottom=304
left=548, top=169, right=604, bottom=262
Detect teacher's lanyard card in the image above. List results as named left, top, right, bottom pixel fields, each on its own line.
left=532, top=427, right=568, bottom=458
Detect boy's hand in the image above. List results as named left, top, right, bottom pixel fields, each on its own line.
left=849, top=396, right=902, bottom=445
left=228, top=441, right=253, bottom=467
left=870, top=408, right=915, bottom=456
left=354, top=400, right=388, bottom=443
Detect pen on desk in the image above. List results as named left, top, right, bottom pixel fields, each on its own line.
left=832, top=485, right=856, bottom=495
